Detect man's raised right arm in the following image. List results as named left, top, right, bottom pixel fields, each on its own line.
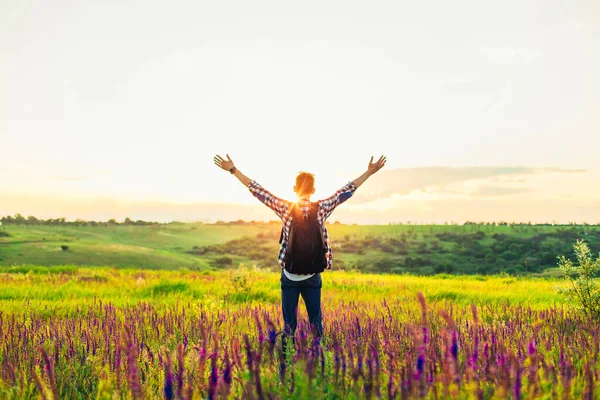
left=319, top=155, right=386, bottom=219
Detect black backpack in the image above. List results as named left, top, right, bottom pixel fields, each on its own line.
left=280, top=202, right=327, bottom=274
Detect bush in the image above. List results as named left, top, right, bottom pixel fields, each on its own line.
left=214, top=256, right=233, bottom=267
left=0, top=231, right=10, bottom=237
left=61, top=245, right=69, bottom=251
left=418, top=266, right=435, bottom=275
left=340, top=242, right=364, bottom=254
left=228, top=265, right=254, bottom=298
left=394, top=247, right=409, bottom=255
left=380, top=244, right=394, bottom=253
left=558, top=239, right=600, bottom=318
left=390, top=267, right=406, bottom=274
left=373, top=257, right=395, bottom=272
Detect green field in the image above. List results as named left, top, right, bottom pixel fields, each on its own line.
left=0, top=265, right=567, bottom=313
left=1, top=222, right=599, bottom=275
left=2, top=223, right=599, bottom=398
left=0, top=223, right=266, bottom=270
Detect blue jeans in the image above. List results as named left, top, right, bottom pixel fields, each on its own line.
left=280, top=271, right=323, bottom=339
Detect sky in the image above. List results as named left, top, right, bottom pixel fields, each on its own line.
left=1, top=0, right=599, bottom=224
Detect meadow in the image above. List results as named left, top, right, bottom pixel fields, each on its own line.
left=0, top=266, right=598, bottom=399
left=1, top=222, right=599, bottom=398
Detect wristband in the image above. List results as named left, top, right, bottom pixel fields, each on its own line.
left=229, top=166, right=236, bottom=174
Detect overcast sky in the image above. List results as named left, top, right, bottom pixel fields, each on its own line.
left=1, top=0, right=599, bottom=223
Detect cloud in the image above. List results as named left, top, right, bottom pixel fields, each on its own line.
left=473, top=185, right=533, bottom=197
left=333, top=196, right=600, bottom=225
left=350, top=166, right=582, bottom=203
left=1, top=165, right=598, bottom=225
left=538, top=167, right=585, bottom=173
left=3, top=167, right=596, bottom=225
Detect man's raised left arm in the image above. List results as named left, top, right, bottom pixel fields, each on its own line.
left=214, top=154, right=291, bottom=219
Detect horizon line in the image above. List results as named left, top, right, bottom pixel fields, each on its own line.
left=1, top=214, right=599, bottom=227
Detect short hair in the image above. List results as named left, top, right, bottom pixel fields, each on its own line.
left=295, top=172, right=315, bottom=196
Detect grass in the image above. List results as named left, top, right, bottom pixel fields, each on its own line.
left=2, top=223, right=597, bottom=398
left=0, top=223, right=264, bottom=269
left=1, top=265, right=594, bottom=399
left=0, top=265, right=568, bottom=315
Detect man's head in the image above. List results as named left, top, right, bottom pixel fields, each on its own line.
left=294, top=172, right=315, bottom=198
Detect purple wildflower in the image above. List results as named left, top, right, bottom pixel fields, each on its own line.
left=268, top=330, right=277, bottom=348
left=451, top=331, right=459, bottom=359
left=126, top=338, right=142, bottom=399
left=514, top=366, right=522, bottom=400
left=223, top=350, right=232, bottom=386
left=416, top=348, right=425, bottom=374
left=244, top=335, right=254, bottom=371
left=163, top=352, right=174, bottom=400
left=255, top=311, right=265, bottom=346
left=208, top=353, right=218, bottom=400
left=176, top=343, right=185, bottom=400
left=40, top=347, right=58, bottom=400
left=528, top=341, right=536, bottom=356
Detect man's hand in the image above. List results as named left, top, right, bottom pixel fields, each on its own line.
left=214, top=154, right=235, bottom=172
left=214, top=154, right=252, bottom=187
left=367, top=155, right=387, bottom=175
left=352, top=155, right=387, bottom=189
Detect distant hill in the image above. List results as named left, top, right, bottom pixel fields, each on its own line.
left=1, top=222, right=599, bottom=275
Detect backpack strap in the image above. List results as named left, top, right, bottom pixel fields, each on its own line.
left=279, top=202, right=296, bottom=244
left=309, top=202, right=318, bottom=219
left=309, top=202, right=326, bottom=250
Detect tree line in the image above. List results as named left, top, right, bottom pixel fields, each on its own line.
left=0, top=214, right=157, bottom=226
left=2, top=213, right=598, bottom=228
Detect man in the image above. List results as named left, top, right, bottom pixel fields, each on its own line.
left=213, top=154, right=386, bottom=342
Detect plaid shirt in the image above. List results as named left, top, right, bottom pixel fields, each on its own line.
left=248, top=180, right=357, bottom=270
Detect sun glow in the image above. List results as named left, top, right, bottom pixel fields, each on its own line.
left=2, top=0, right=599, bottom=223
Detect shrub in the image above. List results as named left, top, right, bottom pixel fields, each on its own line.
left=340, top=242, right=364, bottom=254
left=61, top=245, right=69, bottom=251
left=229, top=265, right=253, bottom=296
left=373, top=257, right=395, bottom=271
left=418, top=266, right=435, bottom=275
left=0, top=231, right=10, bottom=237
left=380, top=244, right=394, bottom=253
left=558, top=239, right=600, bottom=318
left=214, top=256, right=233, bottom=267
left=394, top=247, right=409, bottom=255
